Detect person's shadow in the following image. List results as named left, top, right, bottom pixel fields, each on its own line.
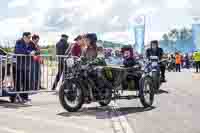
left=0, top=99, right=32, bottom=109
left=155, top=89, right=169, bottom=95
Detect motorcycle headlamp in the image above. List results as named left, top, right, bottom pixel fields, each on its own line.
left=66, top=58, right=74, bottom=68
left=150, top=56, right=158, bottom=60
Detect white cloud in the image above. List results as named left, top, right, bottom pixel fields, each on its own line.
left=135, top=7, right=157, bottom=16
left=109, top=16, right=120, bottom=26
left=132, top=0, right=141, bottom=5
left=102, top=31, right=133, bottom=44
left=0, top=17, right=33, bottom=39
left=1, top=0, right=200, bottom=44
left=8, top=0, right=30, bottom=8
left=165, top=0, right=189, bottom=9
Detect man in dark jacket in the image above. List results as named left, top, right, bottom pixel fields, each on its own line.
left=14, top=32, right=35, bottom=102
left=52, top=34, right=69, bottom=90
left=146, top=40, right=166, bottom=82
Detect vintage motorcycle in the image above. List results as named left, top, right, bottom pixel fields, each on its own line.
left=59, top=56, right=155, bottom=112
left=144, top=56, right=167, bottom=91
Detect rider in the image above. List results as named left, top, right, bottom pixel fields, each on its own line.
left=146, top=40, right=166, bottom=82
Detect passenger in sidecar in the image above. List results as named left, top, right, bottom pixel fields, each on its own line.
left=121, top=48, right=142, bottom=91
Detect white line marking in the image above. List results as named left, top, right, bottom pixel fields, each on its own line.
left=0, top=126, right=27, bottom=133
left=110, top=101, right=136, bottom=133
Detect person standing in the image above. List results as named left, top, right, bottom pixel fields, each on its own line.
left=97, top=46, right=105, bottom=58
left=30, top=35, right=42, bottom=90
left=71, top=35, right=83, bottom=57
left=185, top=53, right=190, bottom=69
left=175, top=52, right=181, bottom=72
left=14, top=32, right=35, bottom=102
left=193, top=51, right=200, bottom=73
left=52, top=34, right=69, bottom=90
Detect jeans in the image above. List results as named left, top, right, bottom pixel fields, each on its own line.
left=195, top=61, right=200, bottom=72
left=13, top=68, right=30, bottom=100
left=31, top=62, right=40, bottom=90
left=176, top=64, right=181, bottom=72
left=160, top=63, right=166, bottom=80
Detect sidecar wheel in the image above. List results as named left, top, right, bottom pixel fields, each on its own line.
left=99, top=99, right=111, bottom=106
left=59, top=80, right=84, bottom=112
left=139, top=76, right=154, bottom=108
left=99, top=87, right=112, bottom=107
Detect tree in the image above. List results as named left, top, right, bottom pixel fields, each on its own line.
left=168, top=29, right=179, bottom=41
left=163, top=27, right=192, bottom=41
left=180, top=28, right=192, bottom=40
left=162, top=33, right=169, bottom=41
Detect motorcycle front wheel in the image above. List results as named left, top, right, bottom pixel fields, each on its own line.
left=139, top=76, right=154, bottom=108
left=152, top=71, right=160, bottom=91
left=59, top=80, right=84, bottom=112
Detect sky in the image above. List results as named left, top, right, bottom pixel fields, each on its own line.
left=0, top=0, right=200, bottom=45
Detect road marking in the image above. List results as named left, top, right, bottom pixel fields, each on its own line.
left=0, top=126, right=27, bottom=133
left=110, top=101, right=136, bottom=133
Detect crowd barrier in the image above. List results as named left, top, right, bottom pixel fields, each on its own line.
left=0, top=54, right=67, bottom=97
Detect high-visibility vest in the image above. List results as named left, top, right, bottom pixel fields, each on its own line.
left=175, top=55, right=181, bottom=64
left=193, top=52, right=200, bottom=62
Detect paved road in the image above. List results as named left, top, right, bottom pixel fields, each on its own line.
left=0, top=71, right=199, bottom=133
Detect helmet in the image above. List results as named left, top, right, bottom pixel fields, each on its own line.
left=150, top=40, right=158, bottom=48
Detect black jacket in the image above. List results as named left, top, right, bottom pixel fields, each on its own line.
left=56, top=39, right=69, bottom=55
left=146, top=47, right=163, bottom=60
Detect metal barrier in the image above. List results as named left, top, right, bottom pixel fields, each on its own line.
left=0, top=54, right=68, bottom=97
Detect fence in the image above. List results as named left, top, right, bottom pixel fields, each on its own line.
left=0, top=54, right=68, bottom=98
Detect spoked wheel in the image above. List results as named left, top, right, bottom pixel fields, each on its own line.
left=99, top=87, right=112, bottom=107
left=139, top=76, right=154, bottom=108
left=59, top=80, right=84, bottom=112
